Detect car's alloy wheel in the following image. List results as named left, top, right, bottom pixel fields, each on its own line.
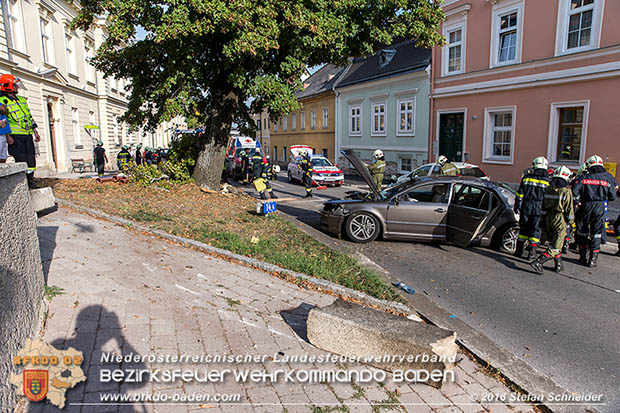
left=345, top=213, right=380, bottom=243
left=500, top=226, right=518, bottom=253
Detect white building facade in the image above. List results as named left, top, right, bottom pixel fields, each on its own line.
left=0, top=0, right=184, bottom=175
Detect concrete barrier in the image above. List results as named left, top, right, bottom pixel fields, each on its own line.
left=29, top=186, right=56, bottom=213
left=0, top=163, right=45, bottom=412
left=307, top=300, right=458, bottom=388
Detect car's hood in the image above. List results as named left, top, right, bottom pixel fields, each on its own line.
left=341, top=149, right=381, bottom=199
left=324, top=199, right=364, bottom=204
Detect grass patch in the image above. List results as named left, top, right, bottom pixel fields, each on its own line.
left=45, top=179, right=399, bottom=302
left=125, top=209, right=172, bottom=222
left=44, top=285, right=65, bottom=301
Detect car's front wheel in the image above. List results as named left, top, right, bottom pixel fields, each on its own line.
left=345, top=212, right=380, bottom=243
left=497, top=225, right=519, bottom=254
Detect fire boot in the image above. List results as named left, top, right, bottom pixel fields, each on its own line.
left=588, top=250, right=599, bottom=268
left=578, top=248, right=588, bottom=265
left=259, top=192, right=268, bottom=200
left=303, top=192, right=313, bottom=199
left=514, top=241, right=525, bottom=258
left=526, top=245, right=537, bottom=260
left=553, top=255, right=563, bottom=273
left=530, top=253, right=553, bottom=275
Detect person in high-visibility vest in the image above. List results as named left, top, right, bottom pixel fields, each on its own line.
left=0, top=74, right=41, bottom=188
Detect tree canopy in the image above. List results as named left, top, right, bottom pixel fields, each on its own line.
left=74, top=0, right=445, bottom=187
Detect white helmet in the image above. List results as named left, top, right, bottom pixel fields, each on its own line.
left=298, top=148, right=307, bottom=156
left=373, top=149, right=384, bottom=159
left=585, top=155, right=603, bottom=169
left=577, top=163, right=587, bottom=176
left=532, top=156, right=548, bottom=170
left=437, top=155, right=448, bottom=166
left=553, top=166, right=572, bottom=182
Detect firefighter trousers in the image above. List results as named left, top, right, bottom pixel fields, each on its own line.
left=575, top=202, right=605, bottom=251
left=518, top=213, right=542, bottom=246
left=544, top=213, right=568, bottom=256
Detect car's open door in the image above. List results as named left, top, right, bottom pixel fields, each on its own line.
left=446, top=183, right=495, bottom=248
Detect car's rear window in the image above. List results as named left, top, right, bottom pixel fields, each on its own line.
left=459, top=167, right=486, bottom=178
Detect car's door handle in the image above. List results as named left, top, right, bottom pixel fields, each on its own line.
left=434, top=208, right=445, bottom=213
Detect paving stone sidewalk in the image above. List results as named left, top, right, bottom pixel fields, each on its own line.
left=27, top=207, right=536, bottom=413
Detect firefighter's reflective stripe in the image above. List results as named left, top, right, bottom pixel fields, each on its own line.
left=523, top=178, right=550, bottom=188
left=516, top=193, right=524, bottom=199
left=529, top=237, right=540, bottom=243
left=518, top=234, right=529, bottom=240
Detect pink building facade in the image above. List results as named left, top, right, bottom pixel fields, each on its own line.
left=430, top=0, right=620, bottom=183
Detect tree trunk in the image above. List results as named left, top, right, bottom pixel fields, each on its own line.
left=192, top=90, right=237, bottom=189
left=192, top=139, right=228, bottom=189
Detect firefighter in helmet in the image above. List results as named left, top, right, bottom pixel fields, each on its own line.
left=253, top=155, right=278, bottom=200
left=298, top=148, right=313, bottom=198
left=116, top=145, right=132, bottom=171
left=437, top=155, right=458, bottom=176
left=530, top=166, right=574, bottom=274
left=0, top=74, right=41, bottom=188
left=514, top=156, right=550, bottom=259
left=367, top=149, right=386, bottom=190
left=572, top=155, right=618, bottom=267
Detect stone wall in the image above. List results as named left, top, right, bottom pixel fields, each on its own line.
left=0, top=163, right=44, bottom=412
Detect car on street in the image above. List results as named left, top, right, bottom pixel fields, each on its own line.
left=287, top=145, right=344, bottom=186
left=320, top=150, right=519, bottom=252
left=396, top=162, right=487, bottom=184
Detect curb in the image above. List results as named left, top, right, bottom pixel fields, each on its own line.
left=55, top=199, right=412, bottom=318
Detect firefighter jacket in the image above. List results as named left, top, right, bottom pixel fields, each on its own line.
left=1, top=94, right=37, bottom=134
left=251, top=154, right=264, bottom=179
left=117, top=150, right=132, bottom=167
left=543, top=179, right=574, bottom=227
left=299, top=155, right=313, bottom=176
left=572, top=166, right=617, bottom=205
left=515, top=168, right=550, bottom=216
left=440, top=162, right=458, bottom=176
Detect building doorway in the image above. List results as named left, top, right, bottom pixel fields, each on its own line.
left=439, top=112, right=464, bottom=162
left=46, top=100, right=59, bottom=169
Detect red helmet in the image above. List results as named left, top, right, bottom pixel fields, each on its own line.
left=0, top=74, right=20, bottom=92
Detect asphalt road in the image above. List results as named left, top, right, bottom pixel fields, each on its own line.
left=245, top=173, right=620, bottom=413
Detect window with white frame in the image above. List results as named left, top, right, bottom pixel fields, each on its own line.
left=300, top=111, right=305, bottom=130
left=443, top=25, right=464, bottom=75
left=274, top=146, right=278, bottom=161
left=546, top=102, right=590, bottom=164
left=40, top=18, right=54, bottom=65
left=89, top=111, right=95, bottom=126
left=397, top=98, right=415, bottom=135
left=349, top=105, right=361, bottom=135
left=556, top=0, right=603, bottom=55
left=322, top=108, right=328, bottom=128
left=291, top=113, right=296, bottom=130
left=311, top=111, right=316, bottom=129
left=283, top=116, right=287, bottom=131
left=65, top=33, right=77, bottom=75
left=399, top=156, right=413, bottom=173
left=85, top=41, right=96, bottom=83
left=372, top=102, right=386, bottom=136
left=7, top=0, right=26, bottom=52
left=72, top=108, right=81, bottom=145
left=490, top=1, right=523, bottom=67
left=498, top=12, right=518, bottom=63
left=483, top=107, right=516, bottom=163
left=274, top=119, right=278, bottom=132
